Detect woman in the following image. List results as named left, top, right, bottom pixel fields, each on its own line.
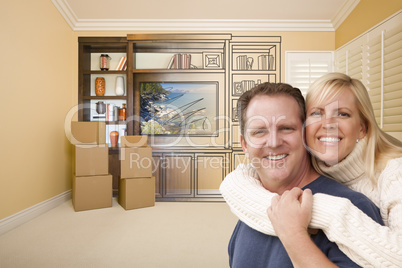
left=220, top=73, right=402, bottom=267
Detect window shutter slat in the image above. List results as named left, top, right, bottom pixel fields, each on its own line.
left=286, top=52, right=333, bottom=96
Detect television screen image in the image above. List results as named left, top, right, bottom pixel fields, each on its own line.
left=140, top=82, right=218, bottom=136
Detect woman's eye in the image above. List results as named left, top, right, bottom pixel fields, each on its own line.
left=309, top=110, right=322, bottom=117
left=338, top=112, right=350, bottom=117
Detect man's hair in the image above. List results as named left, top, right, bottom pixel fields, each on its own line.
left=237, top=82, right=306, bottom=136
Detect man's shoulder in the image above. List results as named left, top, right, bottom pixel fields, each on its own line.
left=306, top=176, right=355, bottom=195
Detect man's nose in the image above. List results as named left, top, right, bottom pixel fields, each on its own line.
left=266, top=130, right=281, bottom=148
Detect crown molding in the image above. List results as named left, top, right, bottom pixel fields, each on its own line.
left=51, top=0, right=78, bottom=29
left=52, top=0, right=337, bottom=32
left=332, top=0, right=360, bottom=30
left=71, top=19, right=335, bottom=32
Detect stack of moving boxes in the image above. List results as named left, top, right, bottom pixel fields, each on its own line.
left=119, top=135, right=155, bottom=210
left=71, top=122, right=113, bottom=212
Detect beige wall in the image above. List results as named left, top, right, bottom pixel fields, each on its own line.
left=335, top=0, right=402, bottom=48
left=0, top=3, right=334, bottom=221
left=0, top=0, right=74, bottom=219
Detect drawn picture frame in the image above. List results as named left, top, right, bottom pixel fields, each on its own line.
left=203, top=53, right=221, bottom=69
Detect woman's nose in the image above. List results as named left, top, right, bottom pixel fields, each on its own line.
left=322, top=115, right=337, bottom=129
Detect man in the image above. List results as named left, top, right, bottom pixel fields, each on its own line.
left=227, top=82, right=383, bottom=267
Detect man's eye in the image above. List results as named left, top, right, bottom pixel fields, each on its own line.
left=252, top=129, right=267, bottom=135
left=280, top=127, right=294, bottom=132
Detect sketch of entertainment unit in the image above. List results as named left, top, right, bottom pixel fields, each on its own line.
left=78, top=34, right=281, bottom=200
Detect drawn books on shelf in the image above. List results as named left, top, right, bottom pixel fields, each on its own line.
left=258, top=54, right=275, bottom=70
left=167, top=54, right=191, bottom=69
left=115, top=57, right=127, bottom=71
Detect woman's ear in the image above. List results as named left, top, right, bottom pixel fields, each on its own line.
left=359, top=120, right=368, bottom=139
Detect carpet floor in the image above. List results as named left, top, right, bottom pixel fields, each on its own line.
left=0, top=199, right=238, bottom=268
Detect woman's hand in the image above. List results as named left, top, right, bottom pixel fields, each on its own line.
left=267, top=188, right=338, bottom=267
left=267, top=187, right=314, bottom=240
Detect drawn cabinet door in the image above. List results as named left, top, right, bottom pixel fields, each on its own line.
left=163, top=154, right=193, bottom=198
left=195, top=154, right=228, bottom=197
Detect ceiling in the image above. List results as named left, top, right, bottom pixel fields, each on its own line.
left=52, top=0, right=360, bottom=31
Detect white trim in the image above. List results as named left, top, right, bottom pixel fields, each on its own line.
left=51, top=0, right=78, bottom=30
left=380, top=30, right=385, bottom=129
left=0, top=190, right=71, bottom=236
left=71, top=19, right=335, bottom=32
left=51, top=0, right=336, bottom=32
left=332, top=0, right=360, bottom=30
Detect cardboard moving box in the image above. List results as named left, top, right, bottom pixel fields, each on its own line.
left=120, top=135, right=148, bottom=147
left=71, top=121, right=106, bottom=145
left=74, top=145, right=108, bottom=176
left=73, top=174, right=113, bottom=212
left=119, top=177, right=155, bottom=210
left=120, top=146, right=152, bottom=178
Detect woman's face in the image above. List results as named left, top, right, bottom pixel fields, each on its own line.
left=306, top=87, right=366, bottom=166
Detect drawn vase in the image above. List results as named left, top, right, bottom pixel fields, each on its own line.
left=115, top=76, right=125, bottom=96
left=96, top=101, right=106, bottom=114
left=95, top=77, right=105, bottom=96
left=110, top=131, right=119, bottom=147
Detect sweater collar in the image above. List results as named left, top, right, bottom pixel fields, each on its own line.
left=317, top=137, right=367, bottom=184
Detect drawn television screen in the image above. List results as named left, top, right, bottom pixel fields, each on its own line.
left=140, top=82, right=218, bottom=135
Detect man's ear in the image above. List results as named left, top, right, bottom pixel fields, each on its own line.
left=240, top=134, right=248, bottom=155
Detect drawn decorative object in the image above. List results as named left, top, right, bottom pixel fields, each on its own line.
left=115, top=76, right=125, bottom=96
left=110, top=131, right=119, bottom=147
left=96, top=101, right=106, bottom=114
left=95, top=77, right=105, bottom=96
left=99, top=54, right=111, bottom=71
left=236, top=55, right=254, bottom=70
left=119, top=104, right=127, bottom=121
left=203, top=53, right=221, bottom=69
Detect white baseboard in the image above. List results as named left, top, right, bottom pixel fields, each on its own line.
left=0, top=190, right=72, bottom=236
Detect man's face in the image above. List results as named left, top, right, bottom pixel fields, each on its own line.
left=241, top=94, right=310, bottom=193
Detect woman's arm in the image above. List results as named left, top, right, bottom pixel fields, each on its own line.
left=219, top=164, right=277, bottom=235
left=311, top=193, right=402, bottom=268
left=220, top=163, right=402, bottom=268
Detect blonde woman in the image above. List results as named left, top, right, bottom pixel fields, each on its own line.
left=220, top=73, right=402, bottom=267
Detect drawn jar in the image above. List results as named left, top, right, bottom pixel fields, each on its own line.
left=95, top=77, right=105, bottom=96
left=115, top=76, right=125, bottom=96
left=100, top=54, right=111, bottom=71
left=119, top=104, right=127, bottom=121
left=96, top=101, right=106, bottom=114
left=110, top=131, right=119, bottom=147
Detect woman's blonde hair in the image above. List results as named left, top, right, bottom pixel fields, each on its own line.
left=306, top=72, right=402, bottom=184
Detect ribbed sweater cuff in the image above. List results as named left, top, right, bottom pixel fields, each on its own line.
left=312, top=193, right=401, bottom=267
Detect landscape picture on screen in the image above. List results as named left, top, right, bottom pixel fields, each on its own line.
left=140, top=82, right=218, bottom=135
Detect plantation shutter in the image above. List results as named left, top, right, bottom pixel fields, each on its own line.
left=285, top=52, right=333, bottom=96
left=367, top=30, right=383, bottom=126
left=335, top=47, right=347, bottom=74
left=336, top=11, right=402, bottom=138
left=382, top=21, right=402, bottom=132
left=366, top=11, right=402, bottom=132
left=335, top=36, right=364, bottom=81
